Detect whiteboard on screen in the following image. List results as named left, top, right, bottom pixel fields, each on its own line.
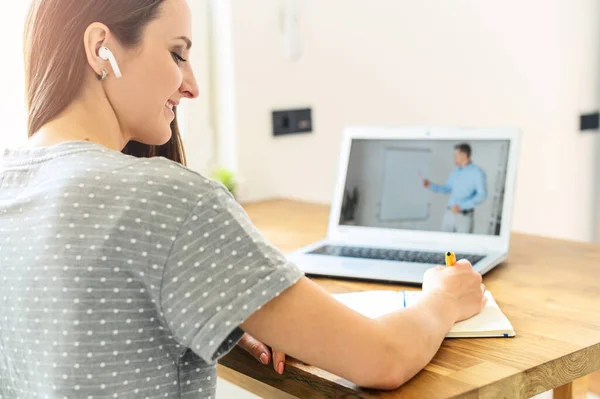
left=379, top=147, right=431, bottom=221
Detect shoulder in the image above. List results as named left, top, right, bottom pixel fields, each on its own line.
left=87, top=151, right=231, bottom=214
left=128, top=156, right=230, bottom=203
left=471, top=164, right=485, bottom=175
left=466, top=164, right=486, bottom=180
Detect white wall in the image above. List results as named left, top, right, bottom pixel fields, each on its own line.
left=231, top=0, right=600, bottom=242
left=179, top=0, right=215, bottom=175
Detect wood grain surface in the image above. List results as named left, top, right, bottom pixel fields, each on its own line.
left=218, top=200, right=600, bottom=398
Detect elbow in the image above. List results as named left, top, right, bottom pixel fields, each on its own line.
left=478, top=186, right=488, bottom=203
left=360, top=369, right=411, bottom=391
left=351, top=356, right=412, bottom=390
left=349, top=339, right=414, bottom=390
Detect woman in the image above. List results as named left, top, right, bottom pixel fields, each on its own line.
left=0, top=0, right=486, bottom=397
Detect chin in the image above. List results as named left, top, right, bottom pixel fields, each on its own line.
left=150, top=123, right=174, bottom=146
left=156, top=131, right=173, bottom=146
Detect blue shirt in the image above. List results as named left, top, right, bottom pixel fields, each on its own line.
left=428, top=163, right=487, bottom=210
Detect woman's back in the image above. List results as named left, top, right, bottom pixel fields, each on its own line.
left=0, top=141, right=303, bottom=397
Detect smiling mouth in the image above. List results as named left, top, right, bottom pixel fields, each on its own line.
left=166, top=100, right=179, bottom=110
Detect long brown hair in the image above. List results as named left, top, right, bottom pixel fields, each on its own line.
left=24, top=0, right=187, bottom=165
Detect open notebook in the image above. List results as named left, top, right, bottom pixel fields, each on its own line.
left=333, top=290, right=515, bottom=338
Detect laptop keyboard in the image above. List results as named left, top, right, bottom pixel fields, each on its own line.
left=309, top=245, right=485, bottom=266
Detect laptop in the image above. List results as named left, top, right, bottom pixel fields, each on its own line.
left=287, top=126, right=521, bottom=284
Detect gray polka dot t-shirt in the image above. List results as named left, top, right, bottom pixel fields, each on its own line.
left=0, top=141, right=304, bottom=398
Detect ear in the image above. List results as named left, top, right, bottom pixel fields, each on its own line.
left=83, top=22, right=112, bottom=78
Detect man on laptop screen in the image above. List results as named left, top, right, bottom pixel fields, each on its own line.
left=423, top=143, right=487, bottom=234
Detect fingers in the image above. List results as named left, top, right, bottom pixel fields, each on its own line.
left=237, top=333, right=287, bottom=374
left=425, top=266, right=444, bottom=276
left=424, top=266, right=444, bottom=282
left=272, top=350, right=286, bottom=375
left=452, top=259, right=473, bottom=270
left=238, top=333, right=270, bottom=365
left=478, top=283, right=488, bottom=311
left=453, top=260, right=483, bottom=288
left=481, top=293, right=488, bottom=311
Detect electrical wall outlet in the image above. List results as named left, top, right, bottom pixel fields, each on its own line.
left=580, top=112, right=600, bottom=131
left=272, top=108, right=312, bottom=136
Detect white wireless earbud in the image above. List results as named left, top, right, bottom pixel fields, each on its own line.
left=98, top=46, right=122, bottom=79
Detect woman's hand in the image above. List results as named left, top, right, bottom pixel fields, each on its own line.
left=422, top=259, right=486, bottom=322
left=238, top=333, right=286, bottom=374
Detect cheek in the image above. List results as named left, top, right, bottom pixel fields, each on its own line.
left=149, top=53, right=183, bottom=99
left=132, top=56, right=181, bottom=107
left=113, top=55, right=182, bottom=138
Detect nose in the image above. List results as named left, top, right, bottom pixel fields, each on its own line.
left=180, top=66, right=199, bottom=99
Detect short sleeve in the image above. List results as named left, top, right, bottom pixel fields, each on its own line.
left=160, top=187, right=304, bottom=363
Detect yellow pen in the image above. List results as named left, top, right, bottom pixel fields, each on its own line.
left=445, top=251, right=456, bottom=266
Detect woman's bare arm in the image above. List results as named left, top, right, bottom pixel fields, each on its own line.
left=241, top=276, right=458, bottom=389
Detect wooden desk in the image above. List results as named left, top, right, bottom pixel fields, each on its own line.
left=218, top=200, right=600, bottom=398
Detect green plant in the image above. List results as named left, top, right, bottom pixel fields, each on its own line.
left=210, top=166, right=237, bottom=196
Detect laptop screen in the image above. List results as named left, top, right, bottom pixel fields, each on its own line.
left=339, top=139, right=510, bottom=236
